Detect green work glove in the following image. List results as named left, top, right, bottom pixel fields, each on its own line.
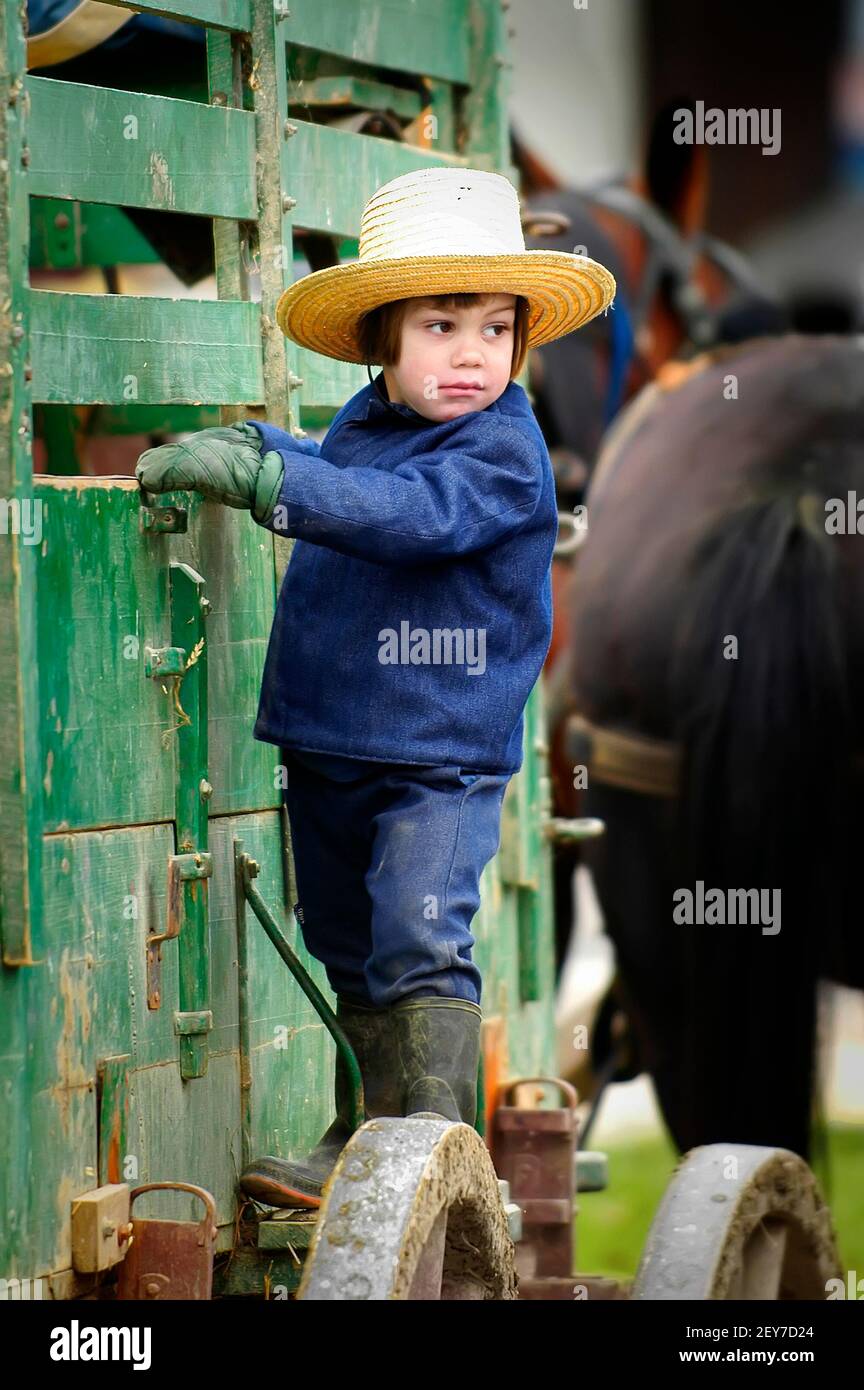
left=135, top=423, right=285, bottom=525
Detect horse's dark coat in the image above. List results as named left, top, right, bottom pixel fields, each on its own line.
left=572, top=335, right=864, bottom=1158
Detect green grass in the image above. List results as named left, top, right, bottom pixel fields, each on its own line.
left=575, top=1125, right=864, bottom=1285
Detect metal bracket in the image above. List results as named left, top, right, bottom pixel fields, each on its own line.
left=174, top=1010, right=213, bottom=1037
left=147, top=852, right=212, bottom=1010
left=144, top=646, right=187, bottom=679
left=139, top=484, right=187, bottom=534
left=542, top=816, right=606, bottom=844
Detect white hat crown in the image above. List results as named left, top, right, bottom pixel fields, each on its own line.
left=358, top=167, right=527, bottom=263
left=275, top=164, right=616, bottom=361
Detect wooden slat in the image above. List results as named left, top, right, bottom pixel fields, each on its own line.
left=282, top=0, right=471, bottom=83
left=292, top=75, right=424, bottom=121
left=284, top=119, right=466, bottom=236
left=295, top=349, right=366, bottom=421
left=0, top=0, right=43, bottom=965
left=29, top=291, right=264, bottom=405
left=101, top=0, right=251, bottom=31
left=460, top=0, right=513, bottom=177
left=26, top=77, right=257, bottom=218
left=34, top=481, right=282, bottom=833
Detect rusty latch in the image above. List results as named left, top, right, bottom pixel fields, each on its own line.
left=491, top=1076, right=580, bottom=1298
left=147, top=852, right=212, bottom=1009
left=116, top=1182, right=217, bottom=1300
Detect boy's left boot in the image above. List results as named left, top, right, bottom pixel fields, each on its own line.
left=390, top=996, right=482, bottom=1125
left=238, top=995, right=400, bottom=1209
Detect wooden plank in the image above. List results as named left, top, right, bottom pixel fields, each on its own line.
left=461, top=0, right=516, bottom=179
left=33, top=479, right=281, bottom=833
left=245, top=2, right=302, bottom=587
left=29, top=291, right=264, bottom=406
left=207, top=26, right=257, bottom=428
left=26, top=77, right=257, bottom=218
left=284, top=119, right=466, bottom=237
left=282, top=0, right=471, bottom=83
left=295, top=349, right=367, bottom=421
left=97, top=1056, right=131, bottom=1187
left=292, top=75, right=424, bottom=121
left=0, top=0, right=43, bottom=965
left=102, top=0, right=252, bottom=32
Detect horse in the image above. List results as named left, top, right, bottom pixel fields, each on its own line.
left=567, top=332, right=864, bottom=1161
left=513, top=109, right=790, bottom=970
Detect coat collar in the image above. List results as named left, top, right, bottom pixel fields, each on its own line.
left=364, top=372, right=423, bottom=422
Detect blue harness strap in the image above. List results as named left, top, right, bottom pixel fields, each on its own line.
left=603, top=291, right=636, bottom=426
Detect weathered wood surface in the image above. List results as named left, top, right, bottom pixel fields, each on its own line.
left=0, top=0, right=556, bottom=1287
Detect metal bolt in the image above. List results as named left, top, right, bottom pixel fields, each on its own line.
left=283, top=121, right=298, bottom=138
left=20, top=147, right=29, bottom=167
left=199, top=779, right=213, bottom=801
left=281, top=195, right=297, bottom=213
left=287, top=372, right=304, bottom=389
left=54, top=212, right=70, bottom=230
left=199, top=595, right=212, bottom=616
left=144, top=1280, right=161, bottom=1298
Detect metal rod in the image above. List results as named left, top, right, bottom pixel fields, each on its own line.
left=235, top=850, right=364, bottom=1131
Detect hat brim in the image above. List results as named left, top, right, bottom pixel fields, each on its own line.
left=274, top=252, right=617, bottom=363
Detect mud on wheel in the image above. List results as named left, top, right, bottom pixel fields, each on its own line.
left=298, top=1116, right=517, bottom=1300
left=632, top=1143, right=841, bottom=1300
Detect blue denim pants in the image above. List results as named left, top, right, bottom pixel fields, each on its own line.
left=280, top=749, right=511, bottom=1006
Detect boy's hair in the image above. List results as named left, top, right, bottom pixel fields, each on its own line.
left=358, top=292, right=530, bottom=380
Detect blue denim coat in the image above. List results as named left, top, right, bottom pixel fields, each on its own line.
left=243, top=372, right=557, bottom=774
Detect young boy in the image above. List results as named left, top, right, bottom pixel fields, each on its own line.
left=136, top=167, right=615, bottom=1207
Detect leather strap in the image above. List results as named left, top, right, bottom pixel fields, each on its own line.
left=567, top=712, right=681, bottom=799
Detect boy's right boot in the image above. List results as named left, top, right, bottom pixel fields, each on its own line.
left=238, top=995, right=399, bottom=1209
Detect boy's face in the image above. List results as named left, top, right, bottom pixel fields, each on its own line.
left=382, top=294, right=517, bottom=422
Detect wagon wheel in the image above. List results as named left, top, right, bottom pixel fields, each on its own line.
left=297, top=1116, right=517, bottom=1300
left=631, top=1144, right=841, bottom=1300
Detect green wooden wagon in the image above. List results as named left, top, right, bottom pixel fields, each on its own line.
left=0, top=0, right=845, bottom=1301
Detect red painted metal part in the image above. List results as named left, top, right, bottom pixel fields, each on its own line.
left=116, top=1182, right=217, bottom=1300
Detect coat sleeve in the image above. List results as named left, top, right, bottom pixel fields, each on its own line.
left=242, top=417, right=544, bottom=565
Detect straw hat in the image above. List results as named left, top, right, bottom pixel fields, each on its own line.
left=275, top=166, right=616, bottom=363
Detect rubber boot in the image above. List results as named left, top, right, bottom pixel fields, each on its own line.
left=390, top=997, right=482, bottom=1125
left=239, top=996, right=400, bottom=1208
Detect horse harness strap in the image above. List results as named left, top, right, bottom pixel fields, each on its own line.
left=567, top=713, right=682, bottom=799
left=568, top=713, right=864, bottom=799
